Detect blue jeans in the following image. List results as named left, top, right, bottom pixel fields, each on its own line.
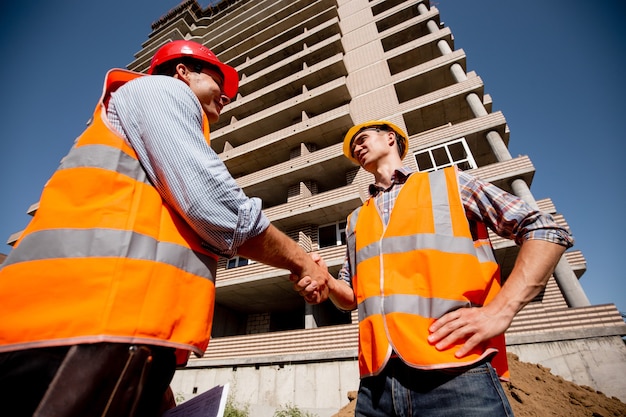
left=355, top=358, right=514, bottom=417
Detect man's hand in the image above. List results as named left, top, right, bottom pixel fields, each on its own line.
left=290, top=253, right=329, bottom=304
left=236, top=225, right=330, bottom=304
left=290, top=253, right=357, bottom=309
left=429, top=239, right=566, bottom=357
left=427, top=306, right=512, bottom=358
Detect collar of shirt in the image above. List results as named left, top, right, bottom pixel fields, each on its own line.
left=368, top=167, right=413, bottom=196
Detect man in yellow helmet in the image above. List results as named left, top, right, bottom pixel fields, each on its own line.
left=0, top=40, right=327, bottom=417
left=305, top=120, right=573, bottom=416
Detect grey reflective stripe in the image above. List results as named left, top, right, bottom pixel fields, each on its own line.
left=346, top=207, right=361, bottom=275
left=474, top=241, right=497, bottom=263
left=60, top=144, right=150, bottom=184
left=358, top=294, right=472, bottom=321
left=356, top=233, right=476, bottom=264
left=354, top=169, right=478, bottom=265
left=3, top=228, right=216, bottom=282
left=429, top=170, right=452, bottom=236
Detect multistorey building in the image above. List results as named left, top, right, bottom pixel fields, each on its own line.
left=6, top=0, right=625, bottom=414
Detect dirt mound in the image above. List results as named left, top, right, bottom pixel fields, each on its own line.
left=332, top=353, right=626, bottom=416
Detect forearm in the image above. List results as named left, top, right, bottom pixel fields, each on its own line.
left=236, top=224, right=311, bottom=275
left=328, top=277, right=357, bottom=311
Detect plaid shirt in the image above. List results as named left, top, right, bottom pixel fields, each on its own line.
left=337, top=167, right=574, bottom=285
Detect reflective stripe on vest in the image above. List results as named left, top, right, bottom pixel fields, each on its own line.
left=0, top=69, right=217, bottom=359
left=60, top=144, right=150, bottom=184
left=349, top=167, right=508, bottom=378
left=3, top=229, right=216, bottom=281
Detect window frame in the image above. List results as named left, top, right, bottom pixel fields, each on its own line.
left=317, top=220, right=347, bottom=248
left=226, top=256, right=254, bottom=269
left=413, top=137, right=477, bottom=172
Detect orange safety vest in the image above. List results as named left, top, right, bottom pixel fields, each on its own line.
left=347, top=167, right=509, bottom=378
left=0, top=69, right=217, bottom=363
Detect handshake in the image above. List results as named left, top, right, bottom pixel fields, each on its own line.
left=289, top=253, right=330, bottom=304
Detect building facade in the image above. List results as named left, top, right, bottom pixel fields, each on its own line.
left=6, top=0, right=626, bottom=415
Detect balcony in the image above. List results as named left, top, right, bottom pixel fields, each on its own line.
left=211, top=77, right=351, bottom=154
left=398, top=73, right=486, bottom=133
left=264, top=184, right=363, bottom=231
left=228, top=11, right=341, bottom=72
left=219, top=104, right=352, bottom=177
left=214, top=0, right=338, bottom=63
left=216, top=48, right=347, bottom=134
left=407, top=112, right=510, bottom=168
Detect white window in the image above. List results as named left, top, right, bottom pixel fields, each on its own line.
left=226, top=256, right=253, bottom=269
left=318, top=221, right=347, bottom=248
left=414, top=138, right=476, bottom=172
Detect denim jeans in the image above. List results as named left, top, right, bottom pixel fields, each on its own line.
left=355, top=358, right=514, bottom=417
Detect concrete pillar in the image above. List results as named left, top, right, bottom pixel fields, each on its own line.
left=421, top=2, right=590, bottom=308
left=510, top=178, right=591, bottom=307
left=417, top=2, right=429, bottom=16
left=465, top=92, right=488, bottom=116
left=449, top=62, right=467, bottom=82
left=438, top=40, right=513, bottom=162
left=485, top=130, right=512, bottom=161
left=437, top=39, right=453, bottom=55
left=552, top=258, right=591, bottom=307
left=426, top=19, right=439, bottom=34
left=465, top=95, right=512, bottom=161
left=511, top=178, right=539, bottom=209
left=305, top=303, right=317, bottom=329
left=422, top=4, right=513, bottom=164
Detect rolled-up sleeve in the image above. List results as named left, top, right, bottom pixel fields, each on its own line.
left=458, top=171, right=574, bottom=248
left=107, top=75, right=269, bottom=257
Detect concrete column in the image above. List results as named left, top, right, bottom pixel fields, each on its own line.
left=552, top=258, right=591, bottom=307
left=511, top=178, right=539, bottom=209
left=511, top=178, right=591, bottom=308
left=426, top=19, right=439, bottom=34
left=425, top=7, right=513, bottom=164
left=449, top=62, right=467, bottom=82
left=304, top=303, right=317, bottom=329
left=420, top=3, right=442, bottom=38
left=485, top=130, right=512, bottom=161
left=421, top=1, right=590, bottom=308
left=437, top=39, right=453, bottom=55
left=465, top=93, right=488, bottom=116
left=464, top=95, right=512, bottom=161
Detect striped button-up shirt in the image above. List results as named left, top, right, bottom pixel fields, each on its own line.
left=106, top=75, right=269, bottom=258
left=338, top=167, right=574, bottom=285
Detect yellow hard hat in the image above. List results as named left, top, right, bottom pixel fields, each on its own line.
left=342, top=120, right=409, bottom=164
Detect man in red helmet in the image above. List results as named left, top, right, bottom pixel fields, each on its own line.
left=0, top=40, right=327, bottom=417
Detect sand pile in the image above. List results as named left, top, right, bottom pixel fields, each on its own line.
left=331, top=353, right=626, bottom=417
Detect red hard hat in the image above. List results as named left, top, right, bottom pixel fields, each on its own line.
left=148, top=40, right=239, bottom=99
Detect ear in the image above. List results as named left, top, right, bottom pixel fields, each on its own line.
left=174, top=63, right=191, bottom=83
left=386, top=131, right=396, bottom=147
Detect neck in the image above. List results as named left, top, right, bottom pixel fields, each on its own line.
left=367, top=159, right=403, bottom=189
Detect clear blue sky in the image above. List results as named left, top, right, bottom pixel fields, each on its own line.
left=1, top=1, right=624, bottom=313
